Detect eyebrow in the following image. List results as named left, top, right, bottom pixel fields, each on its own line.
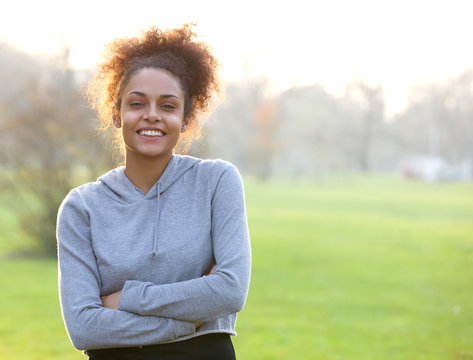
left=126, top=91, right=180, bottom=99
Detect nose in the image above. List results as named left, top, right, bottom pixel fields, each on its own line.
left=144, top=106, right=161, bottom=122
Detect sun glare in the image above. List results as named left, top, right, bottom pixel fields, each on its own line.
left=2, top=0, right=473, bottom=116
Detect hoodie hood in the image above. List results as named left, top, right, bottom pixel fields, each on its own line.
left=98, top=154, right=200, bottom=204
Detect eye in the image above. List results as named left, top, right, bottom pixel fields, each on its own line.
left=162, top=103, right=176, bottom=110
left=130, top=101, right=144, bottom=107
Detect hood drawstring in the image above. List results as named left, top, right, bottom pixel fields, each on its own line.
left=95, top=155, right=199, bottom=256
left=152, top=182, right=161, bottom=256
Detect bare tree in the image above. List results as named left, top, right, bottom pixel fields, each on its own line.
left=344, top=81, right=386, bottom=172
left=392, top=68, right=473, bottom=166
left=202, top=76, right=281, bottom=179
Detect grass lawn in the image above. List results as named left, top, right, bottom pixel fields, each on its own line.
left=1, top=175, right=472, bottom=359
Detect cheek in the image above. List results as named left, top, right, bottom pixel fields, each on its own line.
left=169, top=114, right=185, bottom=129
left=120, top=118, right=136, bottom=141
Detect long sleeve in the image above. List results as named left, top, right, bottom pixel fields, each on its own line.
left=57, top=190, right=195, bottom=350
left=119, top=164, right=251, bottom=322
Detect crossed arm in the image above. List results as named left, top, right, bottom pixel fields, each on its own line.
left=100, top=265, right=217, bottom=328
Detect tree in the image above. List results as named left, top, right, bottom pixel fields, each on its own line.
left=344, top=81, right=386, bottom=172
left=391, top=68, right=473, bottom=166
left=0, top=44, right=112, bottom=256
left=202, top=76, right=281, bottom=179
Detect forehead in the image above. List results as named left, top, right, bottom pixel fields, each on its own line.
left=123, top=68, right=184, bottom=97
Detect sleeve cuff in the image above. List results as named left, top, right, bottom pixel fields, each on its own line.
left=120, top=280, right=195, bottom=339
left=174, top=319, right=196, bottom=338
left=120, top=280, right=143, bottom=314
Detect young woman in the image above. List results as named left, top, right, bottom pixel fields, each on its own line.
left=56, top=25, right=251, bottom=360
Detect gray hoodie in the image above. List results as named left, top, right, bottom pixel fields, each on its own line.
left=57, top=155, right=251, bottom=350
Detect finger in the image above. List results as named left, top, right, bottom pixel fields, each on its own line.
left=210, top=264, right=217, bottom=274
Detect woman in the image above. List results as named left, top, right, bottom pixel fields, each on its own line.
left=56, top=24, right=251, bottom=360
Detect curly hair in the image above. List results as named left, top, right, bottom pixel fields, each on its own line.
left=87, top=24, right=220, bottom=156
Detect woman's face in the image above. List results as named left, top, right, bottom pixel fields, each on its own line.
left=116, top=67, right=186, bottom=162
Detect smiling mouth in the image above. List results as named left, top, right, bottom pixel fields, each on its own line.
left=138, top=129, right=164, bottom=137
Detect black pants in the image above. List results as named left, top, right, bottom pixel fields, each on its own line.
left=85, top=333, right=236, bottom=360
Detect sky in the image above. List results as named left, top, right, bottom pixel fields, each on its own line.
left=1, top=0, right=473, bottom=117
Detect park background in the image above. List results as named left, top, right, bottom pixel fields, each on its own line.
left=1, top=0, right=472, bottom=359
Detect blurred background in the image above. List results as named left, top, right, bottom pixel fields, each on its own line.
left=0, top=1, right=472, bottom=359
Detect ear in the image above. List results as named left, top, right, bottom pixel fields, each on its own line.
left=180, top=118, right=189, bottom=133
left=112, top=106, right=121, bottom=128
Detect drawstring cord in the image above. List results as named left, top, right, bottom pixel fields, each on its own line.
left=152, top=182, right=161, bottom=256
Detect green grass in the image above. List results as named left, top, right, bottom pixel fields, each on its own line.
left=1, top=175, right=472, bottom=359
left=0, top=260, right=81, bottom=360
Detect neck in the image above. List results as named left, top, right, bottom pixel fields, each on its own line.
left=124, top=152, right=173, bottom=194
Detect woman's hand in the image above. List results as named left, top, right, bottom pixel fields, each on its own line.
left=101, top=290, right=122, bottom=310
left=205, top=264, right=216, bottom=276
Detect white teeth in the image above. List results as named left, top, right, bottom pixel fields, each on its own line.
left=139, top=130, right=164, bottom=137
